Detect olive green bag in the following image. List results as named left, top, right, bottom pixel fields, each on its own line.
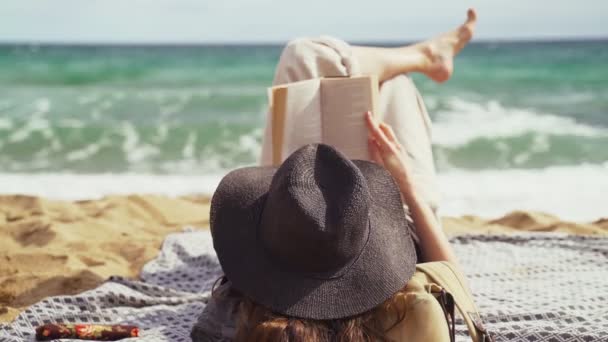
left=384, top=261, right=495, bottom=342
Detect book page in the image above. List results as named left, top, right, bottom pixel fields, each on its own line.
left=270, top=79, right=322, bottom=165
left=320, top=76, right=378, bottom=161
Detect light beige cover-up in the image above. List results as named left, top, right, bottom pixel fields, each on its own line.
left=260, top=36, right=441, bottom=213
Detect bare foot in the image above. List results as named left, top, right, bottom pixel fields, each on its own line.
left=419, top=8, right=477, bottom=83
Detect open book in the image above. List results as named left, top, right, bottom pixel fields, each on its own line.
left=268, top=75, right=379, bottom=165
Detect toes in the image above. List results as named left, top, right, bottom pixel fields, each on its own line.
left=467, top=8, right=477, bottom=24
left=460, top=8, right=476, bottom=42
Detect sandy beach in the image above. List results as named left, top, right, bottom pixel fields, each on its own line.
left=1, top=194, right=606, bottom=323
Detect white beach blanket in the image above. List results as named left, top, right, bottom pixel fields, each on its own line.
left=1, top=230, right=606, bottom=341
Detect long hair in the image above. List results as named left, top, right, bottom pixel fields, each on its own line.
left=213, top=277, right=408, bottom=342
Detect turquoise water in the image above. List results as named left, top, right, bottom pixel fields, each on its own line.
left=0, top=40, right=607, bottom=220
left=0, top=40, right=607, bottom=175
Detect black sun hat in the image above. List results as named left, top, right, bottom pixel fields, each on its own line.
left=210, top=143, right=417, bottom=320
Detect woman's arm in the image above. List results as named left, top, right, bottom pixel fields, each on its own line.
left=365, top=111, right=458, bottom=264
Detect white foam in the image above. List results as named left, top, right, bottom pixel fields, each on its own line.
left=152, top=123, right=169, bottom=143
left=432, top=98, right=608, bottom=146
left=437, top=164, right=608, bottom=222
left=0, top=117, right=13, bottom=130
left=0, top=173, right=224, bottom=200
left=237, top=128, right=263, bottom=157
left=159, top=101, right=186, bottom=117
left=58, top=119, right=86, bottom=129
left=7, top=116, right=52, bottom=143
left=66, top=140, right=109, bottom=161
left=120, top=121, right=160, bottom=163
left=0, top=164, right=606, bottom=222
left=77, top=94, right=100, bottom=105
left=182, top=132, right=197, bottom=159
left=34, top=97, right=51, bottom=113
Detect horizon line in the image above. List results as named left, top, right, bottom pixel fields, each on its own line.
left=0, top=36, right=607, bottom=47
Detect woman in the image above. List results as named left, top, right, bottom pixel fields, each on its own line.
left=261, top=8, right=477, bottom=218
left=193, top=9, right=476, bottom=341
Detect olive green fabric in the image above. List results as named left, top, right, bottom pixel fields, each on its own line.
left=415, top=261, right=493, bottom=342
left=383, top=275, right=451, bottom=341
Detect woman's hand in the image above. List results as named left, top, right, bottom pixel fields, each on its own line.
left=365, top=111, right=459, bottom=264
left=364, top=111, right=415, bottom=195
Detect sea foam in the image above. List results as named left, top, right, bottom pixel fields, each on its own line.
left=431, top=98, right=607, bottom=147
left=1, top=164, right=606, bottom=222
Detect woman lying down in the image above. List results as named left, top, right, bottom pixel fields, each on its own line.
left=192, top=9, right=492, bottom=342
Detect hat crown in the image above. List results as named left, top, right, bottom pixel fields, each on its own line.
left=259, top=144, right=371, bottom=276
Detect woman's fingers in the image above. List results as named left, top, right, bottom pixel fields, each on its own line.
left=365, top=112, right=383, bottom=144
left=380, top=124, right=403, bottom=151
left=368, top=137, right=384, bottom=165
left=365, top=112, right=392, bottom=151
left=379, top=123, right=398, bottom=144
left=364, top=111, right=376, bottom=134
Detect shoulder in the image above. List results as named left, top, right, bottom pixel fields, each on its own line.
left=191, top=282, right=239, bottom=342
left=380, top=278, right=451, bottom=342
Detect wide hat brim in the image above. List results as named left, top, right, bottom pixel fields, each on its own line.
left=210, top=160, right=417, bottom=320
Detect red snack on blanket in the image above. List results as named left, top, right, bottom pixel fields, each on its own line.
left=35, top=323, right=139, bottom=341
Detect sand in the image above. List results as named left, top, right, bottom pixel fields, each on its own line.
left=1, top=194, right=606, bottom=323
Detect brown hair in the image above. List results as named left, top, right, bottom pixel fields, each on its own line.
left=214, top=277, right=408, bottom=342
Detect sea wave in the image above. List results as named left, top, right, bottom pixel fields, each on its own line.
left=431, top=97, right=607, bottom=146
left=1, top=164, right=606, bottom=221
left=1, top=42, right=606, bottom=220
left=1, top=94, right=607, bottom=172
left=428, top=97, right=608, bottom=169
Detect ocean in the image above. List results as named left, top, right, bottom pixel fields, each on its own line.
left=0, top=40, right=606, bottom=221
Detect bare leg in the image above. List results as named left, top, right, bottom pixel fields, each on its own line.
left=352, top=9, right=476, bottom=83
left=262, top=12, right=476, bottom=217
